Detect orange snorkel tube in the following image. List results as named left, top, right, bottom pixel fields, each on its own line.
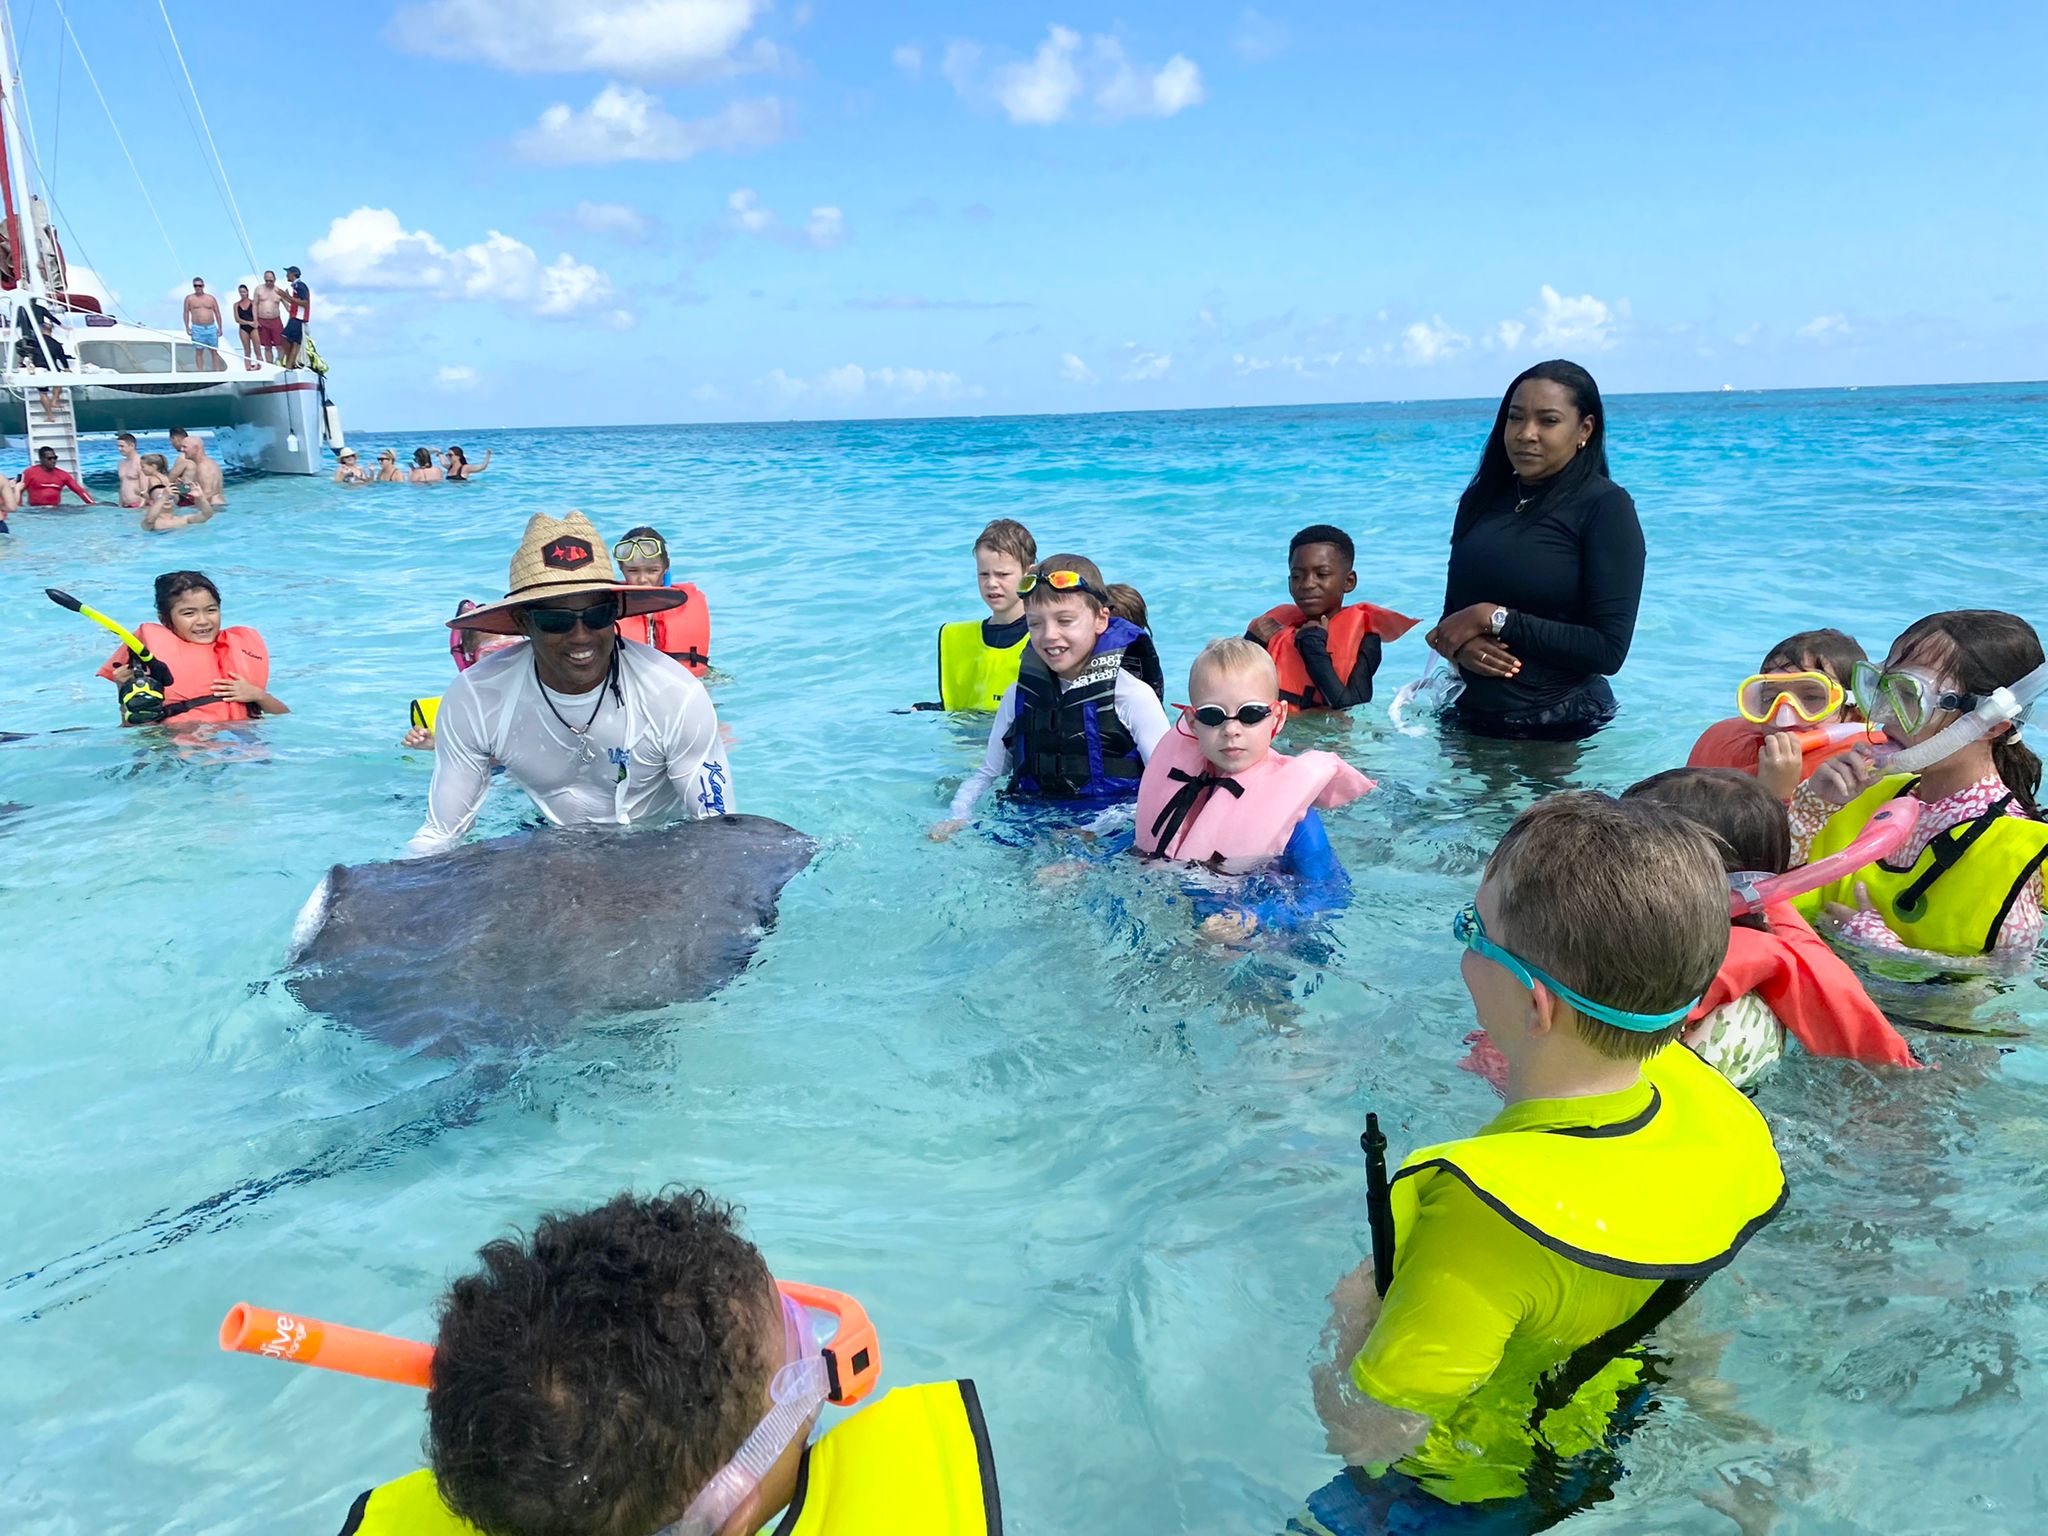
left=219, top=1283, right=882, bottom=1405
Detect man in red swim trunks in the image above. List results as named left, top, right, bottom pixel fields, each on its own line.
left=21, top=444, right=94, bottom=508
left=253, top=269, right=285, bottom=362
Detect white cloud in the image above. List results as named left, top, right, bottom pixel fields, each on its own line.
left=1402, top=316, right=1468, bottom=364
left=1059, top=351, right=1096, bottom=383
left=1232, top=8, right=1289, bottom=61
left=389, top=0, right=765, bottom=83
left=1797, top=313, right=1852, bottom=343
left=308, top=208, right=621, bottom=320
left=516, top=86, right=786, bottom=164
left=1531, top=284, right=1623, bottom=349
left=436, top=365, right=478, bottom=389
left=956, top=26, right=1204, bottom=124
left=1733, top=322, right=1762, bottom=347
left=1489, top=320, right=1527, bottom=351
left=761, top=362, right=976, bottom=405
left=565, top=201, right=655, bottom=241
left=1121, top=348, right=1171, bottom=381
left=892, top=42, right=922, bottom=76
left=727, top=189, right=846, bottom=249
left=1233, top=351, right=1344, bottom=376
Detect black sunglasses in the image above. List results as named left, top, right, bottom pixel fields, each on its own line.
left=525, top=599, right=620, bottom=634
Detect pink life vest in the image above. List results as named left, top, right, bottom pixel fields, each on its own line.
left=1133, top=725, right=1375, bottom=873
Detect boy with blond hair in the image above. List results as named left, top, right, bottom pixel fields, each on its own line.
left=930, top=517, right=1039, bottom=711
left=1134, top=637, right=1374, bottom=939
left=1307, top=793, right=1785, bottom=1528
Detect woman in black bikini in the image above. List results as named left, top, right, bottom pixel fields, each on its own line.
left=234, top=284, right=256, bottom=365
left=443, top=444, right=492, bottom=481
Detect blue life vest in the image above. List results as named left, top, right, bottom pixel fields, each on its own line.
left=1005, top=617, right=1160, bottom=804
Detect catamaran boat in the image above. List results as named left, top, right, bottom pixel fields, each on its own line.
left=0, top=6, right=340, bottom=477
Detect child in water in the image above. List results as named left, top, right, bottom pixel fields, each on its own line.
left=1134, top=637, right=1374, bottom=941
left=928, top=517, right=1038, bottom=711
left=97, top=570, right=286, bottom=724
left=1309, top=794, right=1783, bottom=1528
left=1246, top=525, right=1415, bottom=711
left=335, top=1190, right=1001, bottom=1536
left=1624, top=768, right=1916, bottom=1083
left=931, top=554, right=1166, bottom=837
left=1791, top=609, right=2046, bottom=961
left=611, top=525, right=712, bottom=676
left=1687, top=628, right=1874, bottom=800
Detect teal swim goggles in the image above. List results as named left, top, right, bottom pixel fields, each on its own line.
left=1452, top=902, right=1700, bottom=1033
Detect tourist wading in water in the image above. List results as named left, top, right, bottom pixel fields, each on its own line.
left=406, top=511, right=733, bottom=857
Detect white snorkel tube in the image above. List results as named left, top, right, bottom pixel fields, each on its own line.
left=1877, top=658, right=2048, bottom=776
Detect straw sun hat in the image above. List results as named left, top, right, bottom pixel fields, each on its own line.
left=453, top=511, right=690, bottom=637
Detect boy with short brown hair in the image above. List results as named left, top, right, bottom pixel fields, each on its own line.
left=1309, top=793, right=1784, bottom=1527
left=931, top=518, right=1039, bottom=711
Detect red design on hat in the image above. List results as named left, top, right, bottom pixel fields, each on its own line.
left=543, top=538, right=594, bottom=569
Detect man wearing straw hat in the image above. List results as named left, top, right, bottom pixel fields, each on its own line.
left=406, top=511, right=732, bottom=857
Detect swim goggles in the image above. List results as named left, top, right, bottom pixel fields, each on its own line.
left=614, top=536, right=668, bottom=563
left=1016, top=569, right=1104, bottom=600
left=1176, top=701, right=1282, bottom=729
left=1452, top=902, right=1699, bottom=1033
left=1849, top=661, right=1977, bottom=736
left=1736, top=671, right=1842, bottom=725
left=662, top=1281, right=881, bottom=1536
left=525, top=598, right=620, bottom=634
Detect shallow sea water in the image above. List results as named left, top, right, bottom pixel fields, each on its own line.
left=2, top=384, right=2046, bottom=1534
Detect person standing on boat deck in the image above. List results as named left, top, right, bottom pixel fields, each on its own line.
left=182, top=278, right=224, bottom=371
left=1425, top=359, right=1645, bottom=741
left=21, top=445, right=94, bottom=507
left=406, top=511, right=734, bottom=858
left=253, top=270, right=284, bottom=362
left=232, top=283, right=257, bottom=365
left=280, top=265, right=311, bottom=368
left=168, top=428, right=227, bottom=511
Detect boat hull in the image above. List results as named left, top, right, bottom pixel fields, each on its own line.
left=2, top=370, right=328, bottom=473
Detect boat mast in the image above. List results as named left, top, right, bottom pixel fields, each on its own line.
left=0, top=0, right=32, bottom=301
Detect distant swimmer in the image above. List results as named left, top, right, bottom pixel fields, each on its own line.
left=140, top=453, right=214, bottom=531
left=21, top=444, right=94, bottom=508
left=443, top=445, right=491, bottom=480
left=374, top=449, right=404, bottom=482
left=333, top=447, right=369, bottom=484
left=116, top=432, right=147, bottom=507
left=168, top=427, right=227, bottom=511
left=0, top=472, right=19, bottom=534
left=407, top=447, right=445, bottom=484
left=404, top=511, right=733, bottom=857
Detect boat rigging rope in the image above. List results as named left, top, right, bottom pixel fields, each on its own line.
left=47, top=0, right=182, bottom=273
left=154, top=0, right=256, bottom=273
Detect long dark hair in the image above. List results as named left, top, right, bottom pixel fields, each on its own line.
left=1891, top=610, right=2044, bottom=819
left=155, top=570, right=221, bottom=622
left=447, top=445, right=469, bottom=467
left=1623, top=767, right=1789, bottom=932
left=1454, top=359, right=1609, bottom=540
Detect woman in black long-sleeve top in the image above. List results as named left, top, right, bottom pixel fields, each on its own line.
left=1425, top=360, right=1644, bottom=740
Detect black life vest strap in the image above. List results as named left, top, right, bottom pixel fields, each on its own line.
left=1528, top=1276, right=1697, bottom=1435
left=1144, top=766, right=1243, bottom=858
left=1894, top=794, right=2013, bottom=917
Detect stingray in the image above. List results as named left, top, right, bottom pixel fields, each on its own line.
left=285, top=815, right=816, bottom=1055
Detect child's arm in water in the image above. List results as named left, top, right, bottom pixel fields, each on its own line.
left=1197, top=811, right=1351, bottom=940
left=932, top=689, right=1017, bottom=838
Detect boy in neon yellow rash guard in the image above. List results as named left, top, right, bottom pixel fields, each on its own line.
left=1305, top=794, right=1786, bottom=1530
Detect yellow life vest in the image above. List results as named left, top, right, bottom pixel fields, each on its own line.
left=340, top=1381, right=998, bottom=1536
left=936, top=621, right=1027, bottom=712
left=1391, top=1044, right=1786, bottom=1281
left=1790, top=774, right=2048, bottom=956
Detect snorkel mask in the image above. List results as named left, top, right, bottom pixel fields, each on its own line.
left=1867, top=658, right=2048, bottom=776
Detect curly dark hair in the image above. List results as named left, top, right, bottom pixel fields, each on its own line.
left=428, top=1190, right=781, bottom=1536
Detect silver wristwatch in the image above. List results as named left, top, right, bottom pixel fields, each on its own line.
left=1488, top=606, right=1509, bottom=637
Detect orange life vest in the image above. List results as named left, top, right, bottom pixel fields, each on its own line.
left=1258, top=602, right=1416, bottom=708
left=96, top=622, right=270, bottom=724
left=1686, top=718, right=1853, bottom=784
left=615, top=583, right=710, bottom=676
left=1692, top=904, right=1919, bottom=1069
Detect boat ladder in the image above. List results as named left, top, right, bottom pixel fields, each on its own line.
left=25, top=382, right=81, bottom=476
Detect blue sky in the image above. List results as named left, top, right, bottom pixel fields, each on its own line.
left=16, top=1, right=2044, bottom=428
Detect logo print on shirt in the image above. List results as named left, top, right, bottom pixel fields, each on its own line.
left=697, top=760, right=728, bottom=816
left=542, top=537, right=594, bottom=569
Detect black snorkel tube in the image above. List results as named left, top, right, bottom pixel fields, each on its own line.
left=1361, top=1112, right=1396, bottom=1298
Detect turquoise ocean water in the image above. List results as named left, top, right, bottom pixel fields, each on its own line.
left=2, top=382, right=2046, bottom=1533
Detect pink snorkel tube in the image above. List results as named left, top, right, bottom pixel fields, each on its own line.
left=1727, top=797, right=1923, bottom=917
left=449, top=600, right=481, bottom=671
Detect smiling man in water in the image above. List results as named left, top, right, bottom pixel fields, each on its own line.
left=406, top=511, right=733, bottom=857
